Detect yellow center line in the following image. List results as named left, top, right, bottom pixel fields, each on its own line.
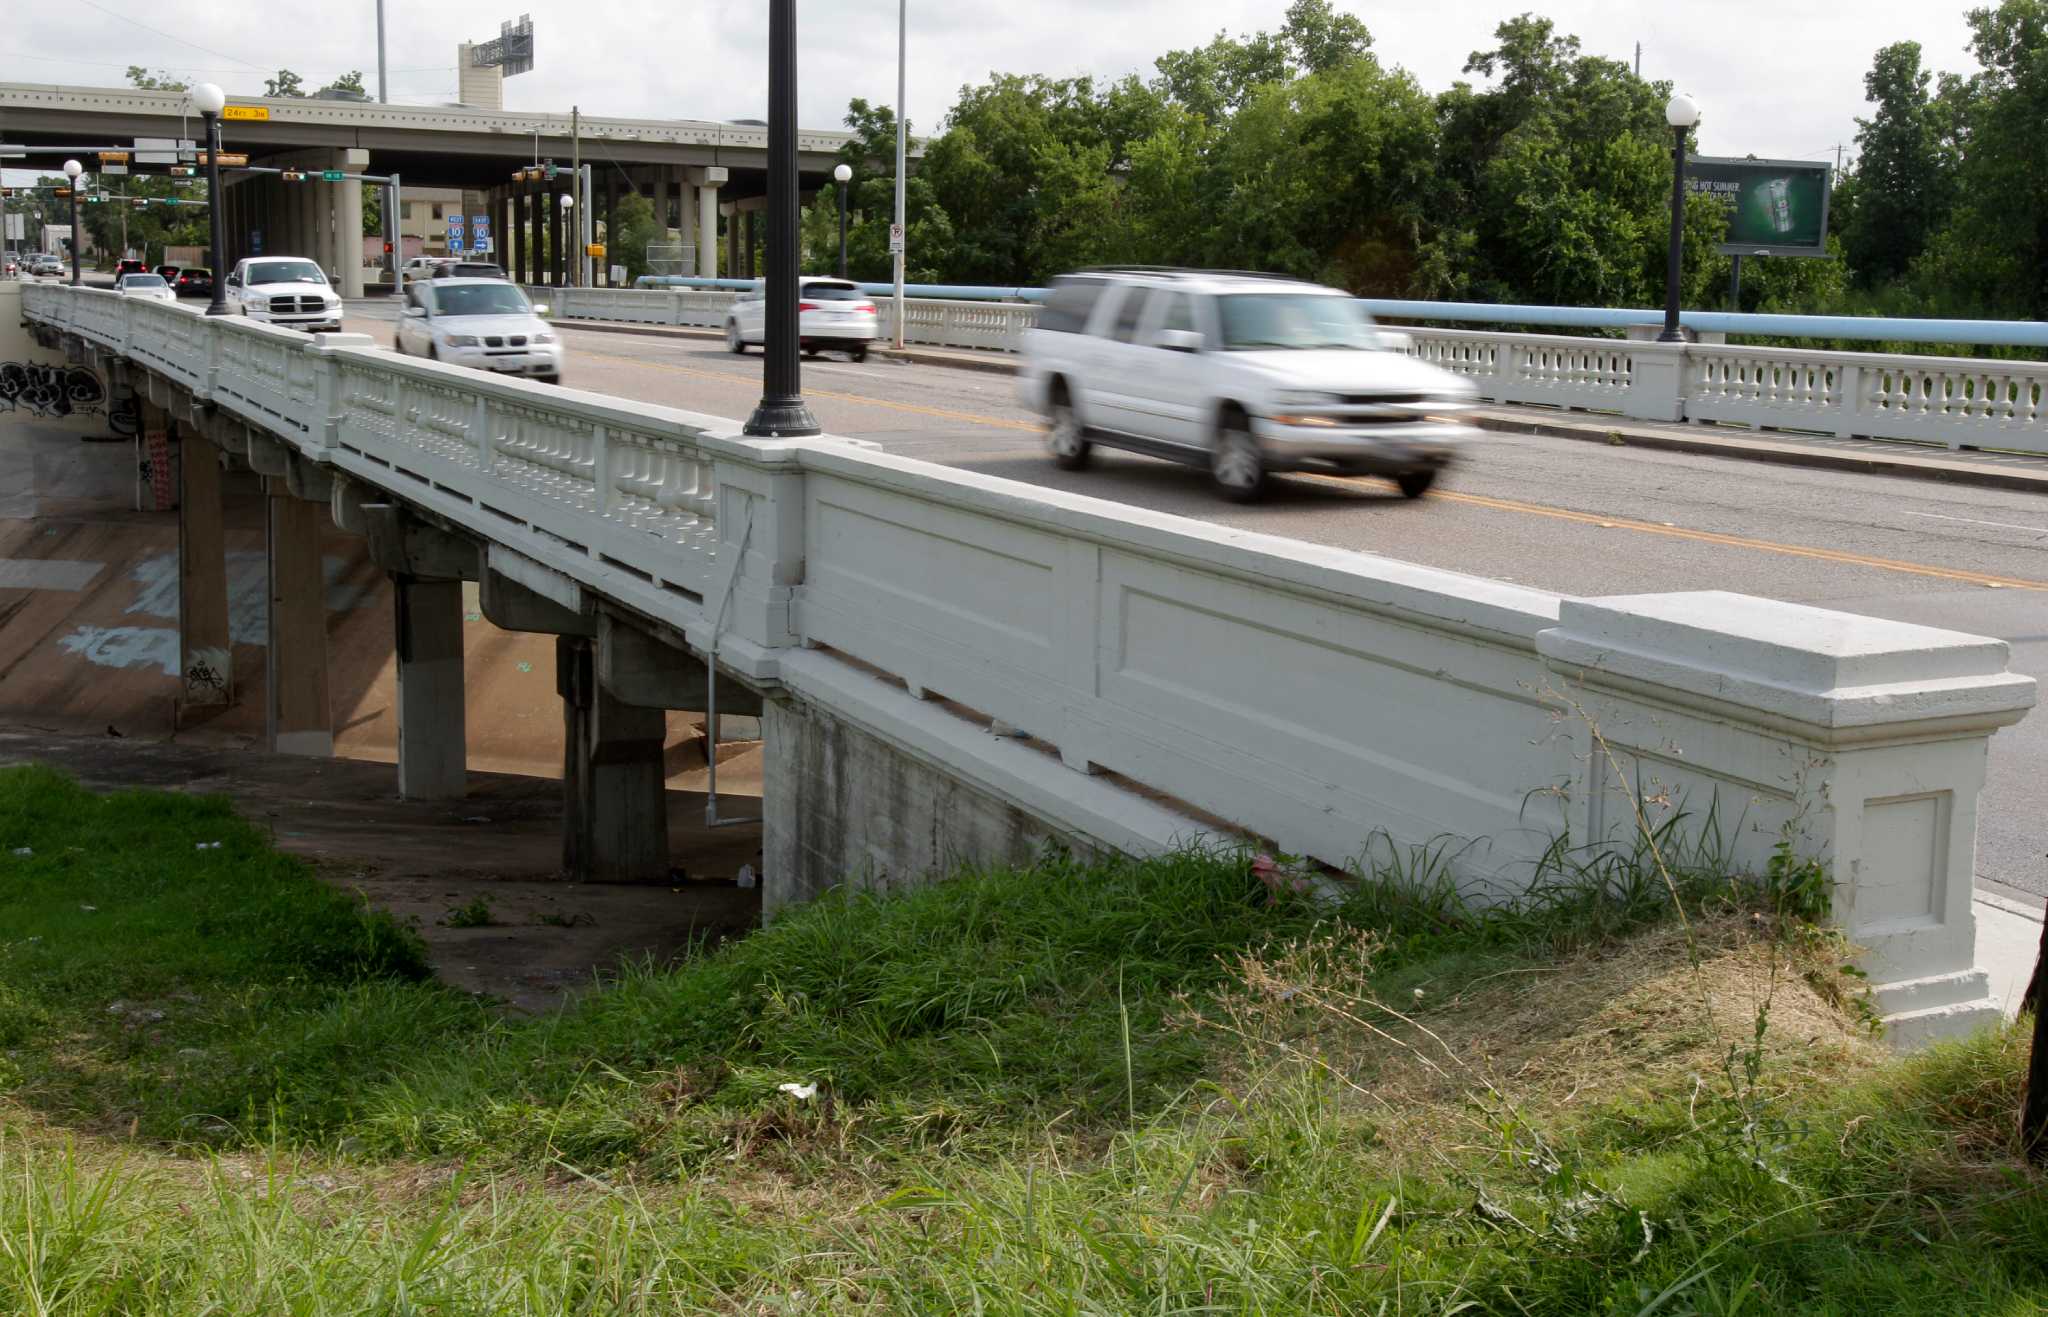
left=572, top=342, right=2047, bottom=592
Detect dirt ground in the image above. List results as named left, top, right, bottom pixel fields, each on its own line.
left=0, top=728, right=763, bottom=1013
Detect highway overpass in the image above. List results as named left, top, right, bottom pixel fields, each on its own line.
left=2, top=81, right=899, bottom=293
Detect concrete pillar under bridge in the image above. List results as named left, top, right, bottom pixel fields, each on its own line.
left=177, top=417, right=233, bottom=710
left=264, top=482, right=333, bottom=757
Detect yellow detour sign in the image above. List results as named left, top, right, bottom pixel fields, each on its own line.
left=222, top=105, right=270, bottom=121
left=585, top=243, right=606, bottom=258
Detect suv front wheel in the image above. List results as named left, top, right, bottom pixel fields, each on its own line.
left=1211, top=412, right=1265, bottom=502
left=1046, top=384, right=1091, bottom=470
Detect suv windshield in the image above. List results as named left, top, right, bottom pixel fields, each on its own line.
left=246, top=260, right=327, bottom=285
left=1217, top=294, right=1379, bottom=351
left=432, top=284, right=532, bottom=317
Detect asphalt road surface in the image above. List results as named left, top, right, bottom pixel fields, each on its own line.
left=344, top=302, right=2048, bottom=901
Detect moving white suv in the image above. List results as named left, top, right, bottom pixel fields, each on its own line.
left=1018, top=269, right=1479, bottom=501
left=224, top=257, right=344, bottom=333
left=725, top=276, right=878, bottom=361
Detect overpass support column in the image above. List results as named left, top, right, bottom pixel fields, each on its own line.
left=530, top=180, right=547, bottom=286
left=264, top=483, right=332, bottom=757
left=178, top=425, right=233, bottom=710
left=333, top=149, right=368, bottom=298
left=480, top=553, right=668, bottom=880
left=510, top=188, right=527, bottom=284
left=698, top=174, right=720, bottom=279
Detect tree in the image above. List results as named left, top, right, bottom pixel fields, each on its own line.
left=324, top=71, right=367, bottom=96
left=126, top=66, right=189, bottom=92
left=265, top=69, right=306, bottom=98
left=1279, top=0, right=1373, bottom=74
left=1842, top=43, right=1959, bottom=288
left=608, top=190, right=660, bottom=284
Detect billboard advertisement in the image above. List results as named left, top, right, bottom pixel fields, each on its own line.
left=1684, top=156, right=1832, bottom=258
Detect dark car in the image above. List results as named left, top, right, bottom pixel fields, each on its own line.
left=155, top=264, right=181, bottom=284
left=115, top=258, right=148, bottom=279
left=431, top=262, right=507, bottom=280
left=174, top=268, right=214, bottom=298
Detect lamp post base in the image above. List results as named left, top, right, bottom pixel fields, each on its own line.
left=743, top=398, right=822, bottom=438
left=1655, top=328, right=1688, bottom=344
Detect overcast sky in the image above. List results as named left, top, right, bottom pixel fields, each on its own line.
left=6, top=1, right=1989, bottom=169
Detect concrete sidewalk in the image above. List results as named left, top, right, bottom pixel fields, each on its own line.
left=1979, top=884, right=2045, bottom=1019
left=549, top=315, right=2048, bottom=494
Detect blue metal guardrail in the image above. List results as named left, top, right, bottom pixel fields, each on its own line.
left=628, top=278, right=2047, bottom=348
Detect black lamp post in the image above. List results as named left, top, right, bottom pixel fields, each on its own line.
left=63, top=159, right=82, bottom=285
left=189, top=82, right=231, bottom=315
left=1657, top=92, right=1702, bottom=344
left=744, top=0, right=821, bottom=438
left=833, top=162, right=852, bottom=279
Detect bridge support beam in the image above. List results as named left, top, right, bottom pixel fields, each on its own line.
left=393, top=575, right=468, bottom=800
left=178, top=431, right=233, bottom=710
left=558, top=636, right=670, bottom=882
left=264, top=485, right=332, bottom=757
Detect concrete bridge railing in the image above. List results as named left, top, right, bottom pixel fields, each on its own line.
left=1406, top=326, right=2048, bottom=454
left=20, top=280, right=2037, bottom=1046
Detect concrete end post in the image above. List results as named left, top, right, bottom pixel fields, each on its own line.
left=1537, top=591, right=2036, bottom=1048
left=1624, top=341, right=1688, bottom=423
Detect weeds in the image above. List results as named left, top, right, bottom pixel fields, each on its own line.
left=441, top=897, right=495, bottom=929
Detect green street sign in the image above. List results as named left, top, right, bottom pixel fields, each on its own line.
left=321, top=170, right=346, bottom=182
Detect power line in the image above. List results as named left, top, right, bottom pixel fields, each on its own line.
left=6, top=52, right=455, bottom=77
left=68, top=0, right=271, bottom=71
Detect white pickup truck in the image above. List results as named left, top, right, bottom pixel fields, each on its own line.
left=224, top=257, right=344, bottom=333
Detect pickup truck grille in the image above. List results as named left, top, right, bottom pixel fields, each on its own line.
left=268, top=295, right=326, bottom=314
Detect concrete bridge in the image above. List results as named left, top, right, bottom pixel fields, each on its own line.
left=12, top=278, right=2037, bottom=1046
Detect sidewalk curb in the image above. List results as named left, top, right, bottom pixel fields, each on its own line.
left=1469, top=413, right=2048, bottom=496
left=1977, top=887, right=2046, bottom=924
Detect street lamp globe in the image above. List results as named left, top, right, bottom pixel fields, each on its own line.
left=189, top=82, right=227, bottom=117
left=1665, top=92, right=1701, bottom=130
left=559, top=191, right=575, bottom=210
left=833, top=163, right=852, bottom=184
left=63, top=158, right=82, bottom=180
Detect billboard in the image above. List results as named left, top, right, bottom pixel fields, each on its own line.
left=1684, top=156, right=1832, bottom=259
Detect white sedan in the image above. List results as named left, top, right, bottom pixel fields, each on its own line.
left=115, top=272, right=177, bottom=304
left=395, top=277, right=563, bottom=384
left=725, top=276, right=878, bottom=361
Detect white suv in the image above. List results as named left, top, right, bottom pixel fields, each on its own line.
left=225, top=257, right=343, bottom=333
left=1018, top=269, right=1478, bottom=501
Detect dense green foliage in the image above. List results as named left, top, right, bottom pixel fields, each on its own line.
left=813, top=1, right=2044, bottom=322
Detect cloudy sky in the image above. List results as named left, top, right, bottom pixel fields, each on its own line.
left=6, top=0, right=1989, bottom=165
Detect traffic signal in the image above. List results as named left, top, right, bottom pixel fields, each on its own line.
left=281, top=169, right=304, bottom=182
left=382, top=241, right=393, bottom=254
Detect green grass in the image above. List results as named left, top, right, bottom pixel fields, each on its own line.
left=0, top=765, right=2042, bottom=1314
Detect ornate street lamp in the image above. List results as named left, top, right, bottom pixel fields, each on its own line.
left=744, top=0, right=820, bottom=437
left=62, top=159, right=83, bottom=285
left=833, top=162, right=852, bottom=279
left=1658, top=92, right=1702, bottom=344
left=188, top=82, right=231, bottom=314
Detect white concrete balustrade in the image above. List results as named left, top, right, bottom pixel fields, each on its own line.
left=20, top=281, right=2035, bottom=1045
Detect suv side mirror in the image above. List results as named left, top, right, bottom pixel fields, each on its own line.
left=1155, top=328, right=1204, bottom=353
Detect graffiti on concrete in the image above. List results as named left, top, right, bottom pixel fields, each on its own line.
left=0, top=362, right=108, bottom=419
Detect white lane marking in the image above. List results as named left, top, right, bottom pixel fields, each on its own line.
left=1903, top=511, right=2048, bottom=534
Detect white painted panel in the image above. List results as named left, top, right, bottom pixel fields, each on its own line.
left=1855, top=792, right=1949, bottom=934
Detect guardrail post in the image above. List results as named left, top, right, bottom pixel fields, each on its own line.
left=1835, top=363, right=1863, bottom=439
left=304, top=335, right=376, bottom=453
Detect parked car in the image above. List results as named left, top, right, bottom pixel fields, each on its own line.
left=115, top=258, right=149, bottom=280
left=223, top=256, right=344, bottom=332
left=725, top=276, right=877, bottom=361
left=114, top=272, right=177, bottom=303
left=174, top=268, right=214, bottom=298
left=430, top=262, right=508, bottom=280
left=1018, top=268, right=1477, bottom=502
left=393, top=277, right=561, bottom=384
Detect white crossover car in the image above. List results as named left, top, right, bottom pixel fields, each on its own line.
left=1019, top=268, right=1477, bottom=502
left=114, top=272, right=177, bottom=303
left=394, top=277, right=562, bottom=384
left=725, top=276, right=878, bottom=361
left=224, top=257, right=343, bottom=333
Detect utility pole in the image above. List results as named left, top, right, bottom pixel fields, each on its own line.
left=376, top=0, right=389, bottom=102
left=893, top=0, right=907, bottom=349
left=1634, top=42, right=1641, bottom=77
left=570, top=106, right=580, bottom=287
